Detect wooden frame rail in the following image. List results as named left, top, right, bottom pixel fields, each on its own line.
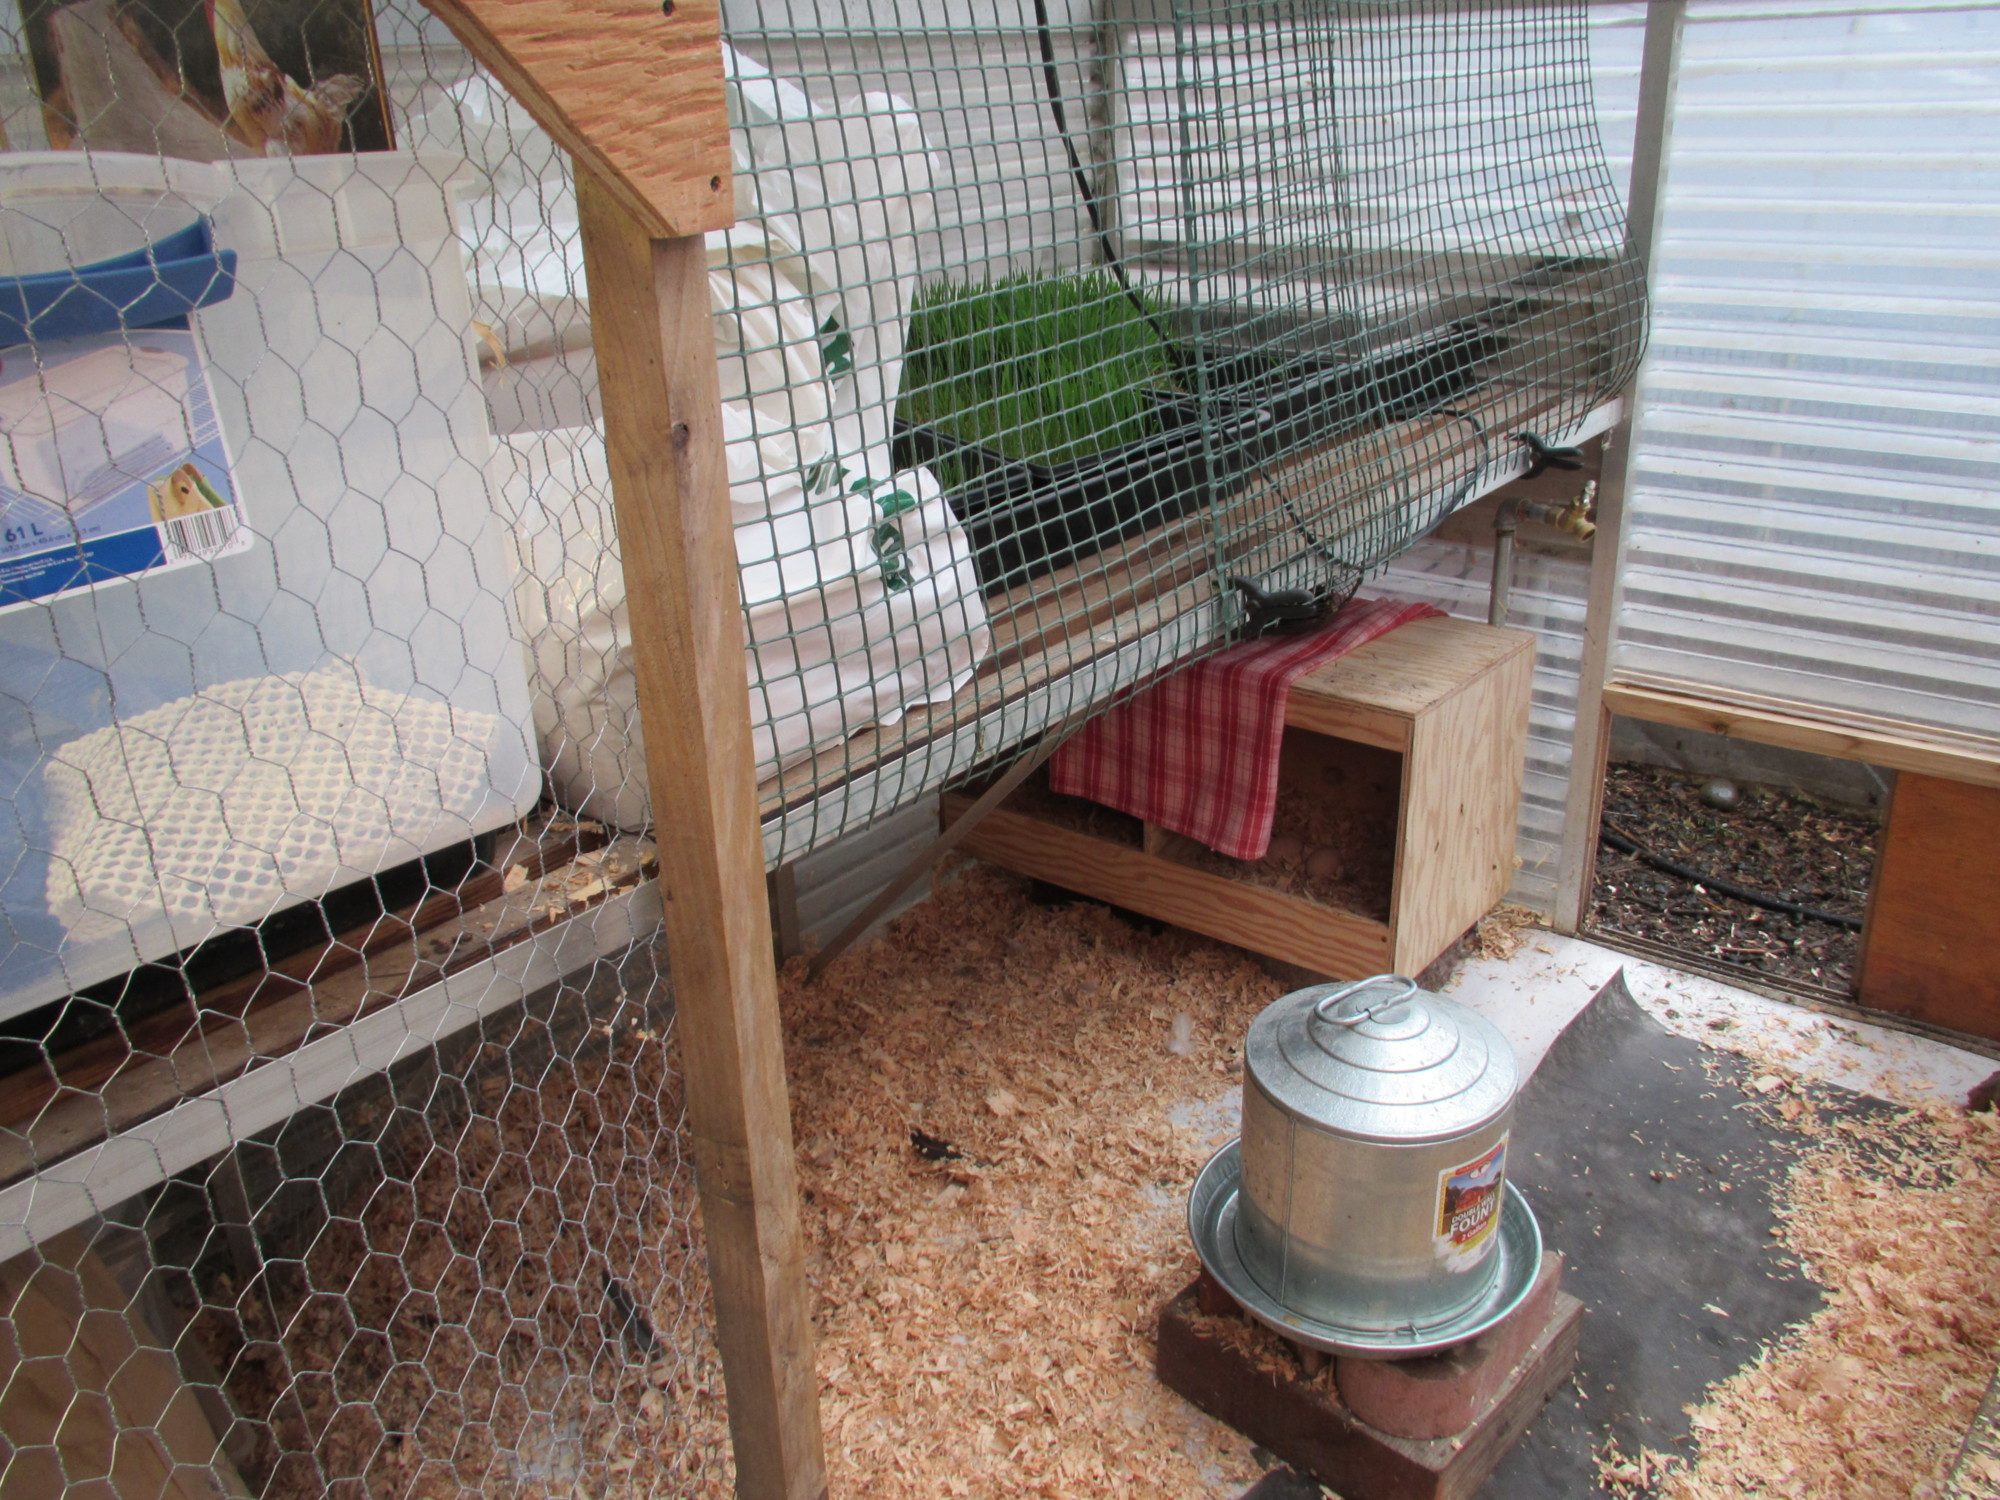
left=0, top=821, right=644, bottom=1196
left=0, top=851, right=663, bottom=1263
left=1600, top=675, right=2000, bottom=791
left=1553, top=0, right=1684, bottom=934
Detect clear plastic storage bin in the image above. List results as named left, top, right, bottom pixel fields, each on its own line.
left=0, top=150, right=540, bottom=1017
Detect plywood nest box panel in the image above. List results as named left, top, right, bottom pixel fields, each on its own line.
left=945, top=615, right=1535, bottom=977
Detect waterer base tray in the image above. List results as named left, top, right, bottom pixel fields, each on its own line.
left=1187, top=1137, right=1544, bottom=1359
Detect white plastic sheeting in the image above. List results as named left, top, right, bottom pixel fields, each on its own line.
left=1601, top=3, right=2000, bottom=733
left=483, top=51, right=991, bottom=829
left=1387, top=1, right=2000, bottom=912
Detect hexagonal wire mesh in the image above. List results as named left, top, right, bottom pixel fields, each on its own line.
left=0, top=0, right=730, bottom=1492
left=0, top=0, right=1641, bottom=1493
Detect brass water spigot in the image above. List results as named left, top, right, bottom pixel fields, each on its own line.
left=1546, top=483, right=1597, bottom=541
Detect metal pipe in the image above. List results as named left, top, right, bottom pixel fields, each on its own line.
left=1488, top=486, right=1598, bottom=628
left=1489, top=500, right=1520, bottom=627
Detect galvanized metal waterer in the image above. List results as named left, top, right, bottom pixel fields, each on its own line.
left=1189, top=974, right=1543, bottom=1357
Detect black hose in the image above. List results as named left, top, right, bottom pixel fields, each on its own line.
left=1029, top=0, right=1184, bottom=360
left=1599, top=822, right=1864, bottom=932
left=1021, top=5, right=1489, bottom=609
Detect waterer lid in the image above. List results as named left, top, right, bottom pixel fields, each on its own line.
left=1244, top=975, right=1519, bottom=1145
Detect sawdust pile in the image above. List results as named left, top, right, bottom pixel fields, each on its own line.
left=785, top=863, right=1273, bottom=1497
left=1646, top=1096, right=2000, bottom=1499
left=186, top=989, right=733, bottom=1498
left=1006, top=761, right=1394, bottom=916
left=1164, top=777, right=1395, bottom=918
left=1473, top=903, right=1541, bottom=961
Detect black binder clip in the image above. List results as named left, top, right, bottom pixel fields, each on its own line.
left=1515, top=430, right=1585, bottom=480
left=1230, top=576, right=1331, bottom=638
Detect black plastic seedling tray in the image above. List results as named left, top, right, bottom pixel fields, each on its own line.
left=895, top=321, right=1507, bottom=593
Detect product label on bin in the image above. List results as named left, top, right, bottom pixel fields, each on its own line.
left=0, top=327, right=248, bottom=612
left=1434, top=1135, right=1508, bottom=1269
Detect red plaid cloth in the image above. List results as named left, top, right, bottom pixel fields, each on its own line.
left=1049, top=596, right=1443, bottom=860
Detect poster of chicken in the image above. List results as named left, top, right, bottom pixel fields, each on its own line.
left=21, top=0, right=391, bottom=158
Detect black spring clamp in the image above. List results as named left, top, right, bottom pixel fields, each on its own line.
left=1515, top=430, right=1585, bottom=480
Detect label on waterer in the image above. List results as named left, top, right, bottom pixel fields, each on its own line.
left=1434, top=1135, right=1508, bottom=1270
left=0, top=327, right=247, bottom=612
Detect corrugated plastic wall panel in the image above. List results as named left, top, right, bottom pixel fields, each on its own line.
left=1381, top=543, right=1592, bottom=913
left=1605, top=3, right=2000, bottom=732
left=1385, top=2, right=1999, bottom=914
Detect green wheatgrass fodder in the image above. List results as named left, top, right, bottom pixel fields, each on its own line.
left=899, top=271, right=1182, bottom=487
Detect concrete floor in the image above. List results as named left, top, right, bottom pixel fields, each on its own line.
left=1164, top=932, right=1995, bottom=1496
left=1439, top=932, right=1994, bottom=1108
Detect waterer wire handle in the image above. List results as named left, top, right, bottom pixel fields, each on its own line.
left=1311, top=974, right=1418, bottom=1029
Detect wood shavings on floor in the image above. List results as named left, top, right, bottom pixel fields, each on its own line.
left=786, top=863, right=1275, bottom=1498
left=1627, top=1089, right=2000, bottom=1500
left=177, top=972, right=734, bottom=1499
left=1473, top=903, right=1541, bottom=962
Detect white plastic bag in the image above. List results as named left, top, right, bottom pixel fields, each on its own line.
left=495, top=44, right=992, bottom=831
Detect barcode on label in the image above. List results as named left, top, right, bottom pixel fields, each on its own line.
left=160, top=507, right=241, bottom=562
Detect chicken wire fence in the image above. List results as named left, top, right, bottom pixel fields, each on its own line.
left=0, top=0, right=1639, bottom=1493
left=0, top=1, right=733, bottom=1495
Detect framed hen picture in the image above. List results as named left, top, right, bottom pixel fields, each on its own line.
left=20, top=0, right=393, bottom=157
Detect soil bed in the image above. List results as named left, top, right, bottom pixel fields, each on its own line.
left=1588, top=761, right=1877, bottom=995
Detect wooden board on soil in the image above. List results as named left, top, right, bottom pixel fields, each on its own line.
left=1859, top=773, right=2000, bottom=1041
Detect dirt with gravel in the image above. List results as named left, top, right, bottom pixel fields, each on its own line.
left=1588, top=762, right=1879, bottom=996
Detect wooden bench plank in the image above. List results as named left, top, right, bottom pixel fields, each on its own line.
left=0, top=837, right=658, bottom=1193
left=1290, top=616, right=1533, bottom=752
left=1602, top=676, right=2000, bottom=790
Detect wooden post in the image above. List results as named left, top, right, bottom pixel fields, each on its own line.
left=1552, top=0, right=1686, bottom=933
left=1858, top=774, right=2000, bottom=1041
left=576, top=174, right=828, bottom=1500
left=402, top=6, right=819, bottom=1491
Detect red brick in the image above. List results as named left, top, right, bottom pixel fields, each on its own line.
left=1155, top=1271, right=1581, bottom=1500
left=1334, top=1252, right=1566, bottom=1441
